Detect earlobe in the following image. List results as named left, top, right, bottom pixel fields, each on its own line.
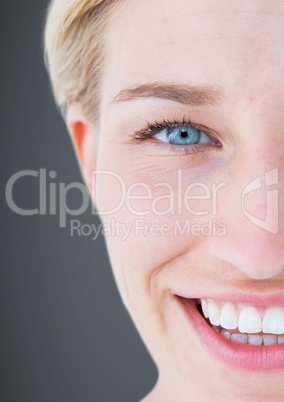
left=66, top=102, right=97, bottom=200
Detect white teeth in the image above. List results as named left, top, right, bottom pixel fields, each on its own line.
left=212, top=325, right=221, bottom=333
left=231, top=333, right=248, bottom=344
left=262, top=307, right=284, bottom=334
left=229, top=333, right=284, bottom=345
left=278, top=336, right=284, bottom=344
left=238, top=307, right=262, bottom=334
left=248, top=335, right=262, bottom=346
left=201, top=299, right=209, bottom=318
left=201, top=299, right=284, bottom=336
left=221, top=329, right=231, bottom=340
left=220, top=302, right=238, bottom=330
left=263, top=335, right=278, bottom=346
left=208, top=300, right=221, bottom=326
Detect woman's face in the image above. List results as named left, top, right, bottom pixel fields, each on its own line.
left=74, top=0, right=284, bottom=400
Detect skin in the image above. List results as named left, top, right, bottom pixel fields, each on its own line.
left=67, top=0, right=284, bottom=400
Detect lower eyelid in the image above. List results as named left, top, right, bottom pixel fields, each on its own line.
left=146, top=138, right=216, bottom=156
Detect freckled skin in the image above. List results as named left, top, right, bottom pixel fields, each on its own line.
left=68, top=0, right=284, bottom=400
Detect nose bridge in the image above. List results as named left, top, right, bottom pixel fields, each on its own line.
left=208, top=132, right=284, bottom=280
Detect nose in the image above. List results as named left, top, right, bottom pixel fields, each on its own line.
left=207, top=143, right=284, bottom=280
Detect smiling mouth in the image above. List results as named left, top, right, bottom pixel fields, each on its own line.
left=176, top=295, right=284, bottom=371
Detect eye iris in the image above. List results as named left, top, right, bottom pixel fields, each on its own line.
left=168, top=126, right=200, bottom=145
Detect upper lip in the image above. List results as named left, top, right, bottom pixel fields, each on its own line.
left=171, top=288, right=284, bottom=306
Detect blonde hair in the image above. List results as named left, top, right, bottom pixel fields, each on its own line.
left=44, top=0, right=121, bottom=122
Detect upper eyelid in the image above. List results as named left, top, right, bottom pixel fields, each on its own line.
left=130, top=117, right=220, bottom=144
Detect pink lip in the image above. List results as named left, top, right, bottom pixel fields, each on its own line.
left=177, top=296, right=284, bottom=372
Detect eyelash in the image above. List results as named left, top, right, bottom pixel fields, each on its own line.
left=129, top=116, right=221, bottom=155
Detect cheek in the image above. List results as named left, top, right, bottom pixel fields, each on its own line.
left=94, top=139, right=227, bottom=302
left=96, top=166, right=222, bottom=273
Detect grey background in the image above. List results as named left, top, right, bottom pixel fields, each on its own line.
left=1, top=1, right=157, bottom=401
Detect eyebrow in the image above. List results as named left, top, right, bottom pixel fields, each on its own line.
left=111, top=82, right=223, bottom=107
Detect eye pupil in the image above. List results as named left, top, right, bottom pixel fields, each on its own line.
left=180, top=130, right=188, bottom=138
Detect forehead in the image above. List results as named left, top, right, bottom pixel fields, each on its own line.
left=102, top=0, right=284, bottom=108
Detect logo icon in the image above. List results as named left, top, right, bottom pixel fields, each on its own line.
left=241, top=168, right=278, bottom=234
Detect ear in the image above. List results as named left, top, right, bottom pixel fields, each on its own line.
left=66, top=102, right=97, bottom=204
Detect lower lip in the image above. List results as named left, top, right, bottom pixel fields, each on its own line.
left=177, top=296, right=284, bottom=372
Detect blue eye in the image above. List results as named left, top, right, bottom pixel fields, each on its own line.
left=130, top=117, right=221, bottom=152
left=154, top=125, right=214, bottom=146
